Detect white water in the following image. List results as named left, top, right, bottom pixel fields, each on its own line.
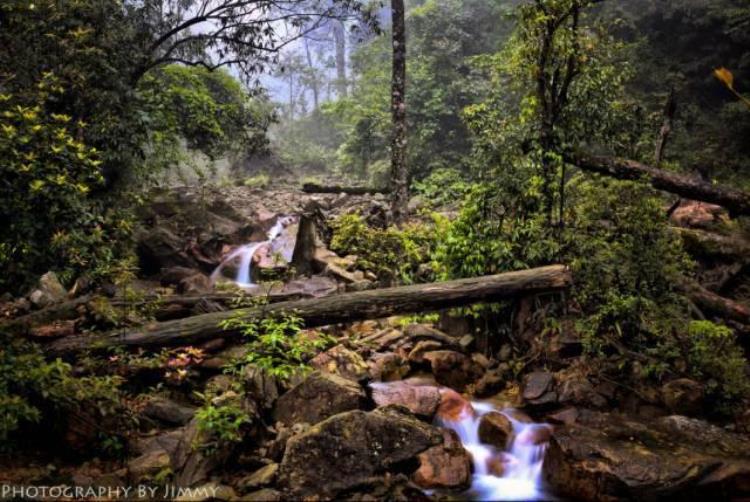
left=438, top=401, right=553, bottom=501
left=210, top=217, right=293, bottom=287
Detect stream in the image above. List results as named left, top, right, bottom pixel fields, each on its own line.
left=438, top=400, right=553, bottom=501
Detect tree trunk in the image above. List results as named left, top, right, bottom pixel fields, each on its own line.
left=682, top=280, right=750, bottom=325
left=46, top=265, right=572, bottom=354
left=567, top=152, right=750, bottom=217
left=302, top=182, right=389, bottom=195
left=390, top=0, right=408, bottom=225
left=333, top=20, right=347, bottom=98
left=304, top=38, right=320, bottom=111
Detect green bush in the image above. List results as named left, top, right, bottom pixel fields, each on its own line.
left=0, top=335, right=122, bottom=446
left=330, top=213, right=436, bottom=284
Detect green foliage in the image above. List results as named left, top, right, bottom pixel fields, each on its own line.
left=684, top=320, right=750, bottom=411
left=412, top=168, right=472, bottom=208
left=242, top=174, right=271, bottom=189
left=219, top=310, right=333, bottom=381
left=0, top=335, right=122, bottom=446
left=0, top=77, right=134, bottom=292
left=194, top=401, right=251, bottom=446
left=330, top=213, right=436, bottom=284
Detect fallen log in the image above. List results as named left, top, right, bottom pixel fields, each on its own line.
left=1, top=290, right=314, bottom=336
left=674, top=227, right=750, bottom=260
left=46, top=265, right=572, bottom=354
left=302, top=182, right=389, bottom=195
left=683, top=280, right=750, bottom=325
left=567, top=152, right=750, bottom=217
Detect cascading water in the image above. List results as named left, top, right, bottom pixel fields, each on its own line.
left=437, top=400, right=553, bottom=501
left=210, top=216, right=293, bottom=287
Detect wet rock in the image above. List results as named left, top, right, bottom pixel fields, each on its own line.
left=239, top=464, right=279, bottom=491
left=413, top=429, right=472, bottom=490
left=661, top=378, right=704, bottom=416
left=142, top=397, right=196, bottom=426
left=28, top=272, right=67, bottom=307
left=278, top=406, right=442, bottom=499
left=478, top=412, right=513, bottom=448
left=273, top=372, right=366, bottom=427
left=310, top=345, right=369, bottom=382
left=436, top=388, right=475, bottom=422
left=368, top=352, right=410, bottom=382
left=544, top=410, right=750, bottom=501
left=424, top=350, right=482, bottom=392
left=370, top=381, right=442, bottom=419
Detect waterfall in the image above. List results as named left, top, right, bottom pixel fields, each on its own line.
left=210, top=216, right=294, bottom=287
left=438, top=401, right=553, bottom=501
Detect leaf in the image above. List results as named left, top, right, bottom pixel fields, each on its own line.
left=714, top=67, right=735, bottom=90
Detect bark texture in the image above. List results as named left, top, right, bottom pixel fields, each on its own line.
left=390, top=0, right=408, bottom=224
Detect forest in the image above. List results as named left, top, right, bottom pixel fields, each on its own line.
left=1, top=0, right=750, bottom=500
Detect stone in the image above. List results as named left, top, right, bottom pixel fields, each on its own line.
left=142, top=397, right=196, bottom=426
left=368, top=352, right=410, bottom=382
left=310, top=345, right=369, bottom=382
left=278, top=406, right=442, bottom=499
left=370, top=381, right=442, bottom=419
left=128, top=449, right=171, bottom=483
left=661, top=378, right=704, bottom=416
left=423, top=350, right=482, bottom=392
left=177, top=272, right=212, bottom=294
left=175, top=482, right=236, bottom=501
left=172, top=418, right=236, bottom=487
left=239, top=464, right=279, bottom=491
left=242, top=488, right=282, bottom=501
left=413, top=429, right=472, bottom=490
left=557, top=375, right=607, bottom=408
left=242, top=365, right=280, bottom=412
left=522, top=371, right=553, bottom=400
left=28, top=272, right=67, bottom=307
left=272, top=372, right=366, bottom=427
left=473, top=367, right=507, bottom=398
left=671, top=200, right=727, bottom=229
left=407, top=340, right=443, bottom=364
left=478, top=412, right=513, bottom=448
left=160, top=266, right=199, bottom=286
left=544, top=410, right=750, bottom=501
left=436, top=388, right=475, bottom=422
left=547, top=407, right=579, bottom=426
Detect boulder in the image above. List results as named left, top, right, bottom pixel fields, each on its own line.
left=142, top=397, right=196, bottom=426
left=423, top=350, right=482, bottom=392
left=273, top=372, right=366, bottom=427
left=370, top=381, right=442, bottom=419
left=478, top=412, right=513, bottom=448
left=413, top=429, right=472, bottom=490
left=473, top=367, right=508, bottom=398
left=242, top=365, right=280, bottom=412
left=661, top=378, right=704, bottom=416
left=28, top=272, right=67, bottom=308
left=128, top=449, right=171, bottom=483
left=407, top=340, right=443, bottom=364
left=310, top=345, right=369, bottom=382
left=368, top=352, right=410, bottom=382
left=522, top=371, right=557, bottom=406
left=238, top=463, right=279, bottom=491
left=436, top=388, right=475, bottom=422
left=278, top=406, right=442, bottom=498
left=544, top=410, right=750, bottom=501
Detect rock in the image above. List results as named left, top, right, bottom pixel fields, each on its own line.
left=436, top=388, right=475, bottom=422
left=544, top=410, right=750, bottom=501
left=177, top=272, right=212, bottom=294
left=172, top=418, right=236, bottom=487
left=310, top=345, right=369, bottom=382
left=278, top=406, right=442, bottom=499
left=370, top=381, right=442, bottom=419
left=242, top=365, right=280, bottom=412
left=142, top=397, right=196, bottom=426
left=128, top=449, right=171, bottom=483
left=368, top=352, right=410, bottom=382
left=661, top=378, right=704, bottom=416
left=473, top=367, right=507, bottom=398
left=459, top=335, right=474, bottom=351
left=671, top=200, right=728, bottom=229
left=239, top=464, right=279, bottom=491
left=423, top=351, right=482, bottom=392
left=273, top=372, right=366, bottom=427
left=547, top=407, right=579, bottom=426
left=175, top=482, right=236, bottom=501
left=407, top=340, right=443, bottom=364
left=137, top=226, right=196, bottom=275
left=556, top=375, right=607, bottom=408
left=522, top=371, right=554, bottom=401
left=28, top=272, right=67, bottom=307
left=478, top=412, right=513, bottom=448
left=404, top=323, right=462, bottom=349
left=413, top=429, right=472, bottom=490
left=160, top=266, right=200, bottom=286
left=242, top=488, right=282, bottom=501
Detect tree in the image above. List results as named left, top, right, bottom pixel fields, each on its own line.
left=390, top=0, right=408, bottom=224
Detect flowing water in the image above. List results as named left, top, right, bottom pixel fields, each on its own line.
left=210, top=217, right=293, bottom=287
left=437, top=400, right=553, bottom=501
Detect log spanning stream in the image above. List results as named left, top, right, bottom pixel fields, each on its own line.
left=439, top=401, right=553, bottom=501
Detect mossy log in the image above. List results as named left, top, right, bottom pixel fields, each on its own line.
left=46, top=265, right=572, bottom=354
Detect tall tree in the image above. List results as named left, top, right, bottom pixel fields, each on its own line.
left=332, top=20, right=349, bottom=97
left=390, top=0, right=408, bottom=224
